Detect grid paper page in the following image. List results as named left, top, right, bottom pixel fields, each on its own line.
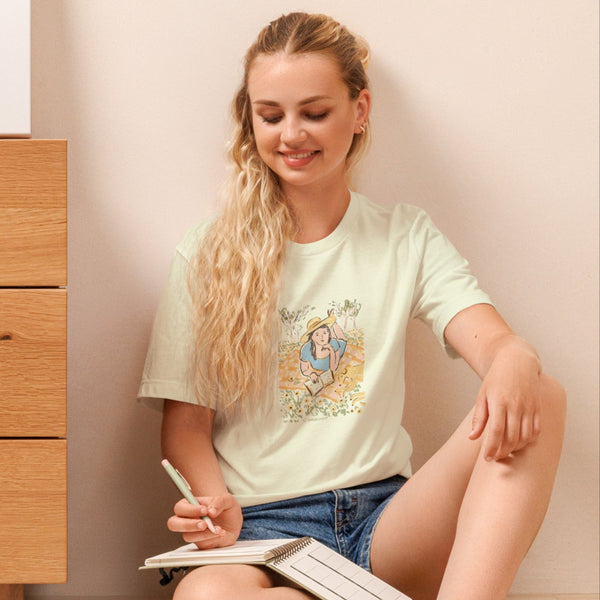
left=271, top=539, right=410, bottom=600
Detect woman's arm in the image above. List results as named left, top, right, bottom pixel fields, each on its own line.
left=162, top=400, right=227, bottom=495
left=326, top=343, right=341, bottom=372
left=161, top=400, right=242, bottom=548
left=330, top=321, right=347, bottom=342
left=444, top=303, right=544, bottom=462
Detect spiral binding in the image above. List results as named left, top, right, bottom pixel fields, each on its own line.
left=270, top=537, right=313, bottom=565
left=158, top=566, right=188, bottom=586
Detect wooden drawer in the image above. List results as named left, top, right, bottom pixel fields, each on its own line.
left=0, top=140, right=67, bottom=287
left=0, top=440, right=67, bottom=583
left=0, top=289, right=66, bottom=437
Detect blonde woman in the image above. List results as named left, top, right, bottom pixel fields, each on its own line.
left=139, top=12, right=565, bottom=600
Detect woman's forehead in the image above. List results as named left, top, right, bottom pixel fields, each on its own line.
left=247, top=52, right=345, bottom=100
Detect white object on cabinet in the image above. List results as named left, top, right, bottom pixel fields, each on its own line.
left=0, top=1, right=31, bottom=137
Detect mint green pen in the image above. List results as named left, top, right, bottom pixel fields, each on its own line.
left=161, top=459, right=217, bottom=534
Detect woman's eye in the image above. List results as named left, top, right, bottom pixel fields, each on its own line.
left=258, top=111, right=328, bottom=124
left=261, top=115, right=282, bottom=124
left=306, top=112, right=328, bottom=121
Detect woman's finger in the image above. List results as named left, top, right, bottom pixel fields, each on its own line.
left=167, top=514, right=215, bottom=533
left=483, top=403, right=506, bottom=461
left=173, top=498, right=208, bottom=518
left=496, top=407, right=521, bottom=459
left=469, top=388, right=489, bottom=441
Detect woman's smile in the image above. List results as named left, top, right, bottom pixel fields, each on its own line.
left=279, top=149, right=321, bottom=168
left=248, top=52, right=369, bottom=194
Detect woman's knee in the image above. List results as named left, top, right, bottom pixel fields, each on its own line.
left=535, top=373, right=567, bottom=467
left=172, top=567, right=214, bottom=600
left=540, top=373, right=567, bottom=432
left=173, top=564, right=273, bottom=600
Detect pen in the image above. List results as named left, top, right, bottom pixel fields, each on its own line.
left=161, top=458, right=217, bottom=534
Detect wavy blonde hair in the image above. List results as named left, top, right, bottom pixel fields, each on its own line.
left=189, top=12, right=371, bottom=414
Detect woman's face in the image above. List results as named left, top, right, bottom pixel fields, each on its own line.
left=247, top=52, right=369, bottom=195
left=312, top=325, right=330, bottom=346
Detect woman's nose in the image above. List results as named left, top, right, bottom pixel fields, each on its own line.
left=281, top=117, right=307, bottom=145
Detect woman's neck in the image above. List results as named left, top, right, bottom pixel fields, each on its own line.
left=285, top=182, right=350, bottom=244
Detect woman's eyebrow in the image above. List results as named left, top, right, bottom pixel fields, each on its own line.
left=252, top=95, right=333, bottom=107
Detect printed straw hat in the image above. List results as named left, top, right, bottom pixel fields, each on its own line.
left=300, top=314, right=337, bottom=345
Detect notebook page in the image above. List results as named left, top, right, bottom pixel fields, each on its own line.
left=143, top=538, right=292, bottom=568
left=268, top=538, right=411, bottom=600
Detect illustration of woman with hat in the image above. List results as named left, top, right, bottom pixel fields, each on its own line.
left=299, top=309, right=347, bottom=392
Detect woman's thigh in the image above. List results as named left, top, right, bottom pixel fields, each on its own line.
left=371, top=376, right=565, bottom=597
left=370, top=409, right=481, bottom=595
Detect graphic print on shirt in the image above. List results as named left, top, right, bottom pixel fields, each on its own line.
left=278, top=300, right=365, bottom=422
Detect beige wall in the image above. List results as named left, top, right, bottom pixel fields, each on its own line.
left=28, top=1, right=598, bottom=597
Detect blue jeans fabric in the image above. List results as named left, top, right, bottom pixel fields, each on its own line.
left=238, top=475, right=407, bottom=571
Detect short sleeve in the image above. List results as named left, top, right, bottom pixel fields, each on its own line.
left=137, top=222, right=214, bottom=410
left=409, top=211, right=493, bottom=358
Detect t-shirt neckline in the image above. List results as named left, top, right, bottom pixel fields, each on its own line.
left=287, top=190, right=358, bottom=258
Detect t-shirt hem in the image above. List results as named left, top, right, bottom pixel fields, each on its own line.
left=232, top=462, right=413, bottom=508
left=137, top=380, right=199, bottom=411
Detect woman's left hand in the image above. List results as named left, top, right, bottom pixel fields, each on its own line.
left=469, top=340, right=543, bottom=461
left=444, top=304, right=544, bottom=462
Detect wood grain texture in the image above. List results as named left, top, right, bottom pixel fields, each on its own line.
left=0, top=440, right=67, bottom=583
left=0, top=289, right=66, bottom=437
left=0, top=140, right=67, bottom=286
left=0, top=586, right=23, bottom=600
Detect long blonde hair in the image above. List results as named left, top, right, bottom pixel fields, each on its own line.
left=189, top=12, right=371, bottom=414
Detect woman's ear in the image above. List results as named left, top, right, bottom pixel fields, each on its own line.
left=354, top=88, right=371, bottom=133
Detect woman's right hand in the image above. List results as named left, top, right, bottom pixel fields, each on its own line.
left=167, top=492, right=243, bottom=549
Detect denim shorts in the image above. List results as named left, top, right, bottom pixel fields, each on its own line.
left=238, top=475, right=407, bottom=572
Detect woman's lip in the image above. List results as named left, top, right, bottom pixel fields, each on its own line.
left=280, top=150, right=318, bottom=158
left=279, top=150, right=320, bottom=167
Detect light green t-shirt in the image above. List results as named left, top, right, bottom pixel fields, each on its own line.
left=138, top=192, right=492, bottom=507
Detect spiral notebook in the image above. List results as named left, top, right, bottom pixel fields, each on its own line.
left=141, top=536, right=411, bottom=600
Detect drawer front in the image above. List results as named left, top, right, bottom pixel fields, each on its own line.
left=0, top=140, right=67, bottom=286
left=0, top=440, right=67, bottom=583
left=0, top=289, right=66, bottom=437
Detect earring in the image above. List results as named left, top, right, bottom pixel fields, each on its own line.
left=359, top=123, right=366, bottom=133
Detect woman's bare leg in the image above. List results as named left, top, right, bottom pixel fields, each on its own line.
left=371, top=374, right=566, bottom=600
left=173, top=564, right=314, bottom=600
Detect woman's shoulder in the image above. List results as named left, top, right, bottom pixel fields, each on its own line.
left=174, top=215, right=217, bottom=261
left=351, top=191, right=432, bottom=232
left=331, top=337, right=347, bottom=349
left=299, top=342, right=312, bottom=359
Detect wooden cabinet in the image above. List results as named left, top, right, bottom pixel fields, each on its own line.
left=0, top=140, right=67, bottom=597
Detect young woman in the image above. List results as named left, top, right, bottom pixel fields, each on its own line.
left=139, top=12, right=566, bottom=600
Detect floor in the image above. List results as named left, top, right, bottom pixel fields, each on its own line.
left=28, top=595, right=600, bottom=600
left=510, top=597, right=599, bottom=600
left=509, top=597, right=599, bottom=600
